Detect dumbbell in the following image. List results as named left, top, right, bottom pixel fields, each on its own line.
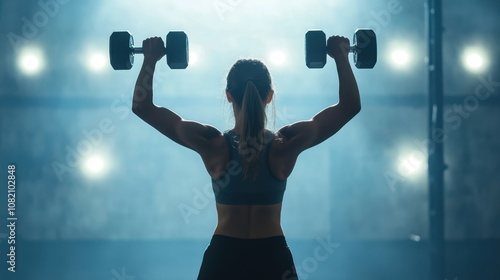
left=305, top=29, right=377, bottom=69
left=109, top=31, right=189, bottom=70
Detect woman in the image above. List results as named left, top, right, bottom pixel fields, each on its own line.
left=132, top=35, right=360, bottom=280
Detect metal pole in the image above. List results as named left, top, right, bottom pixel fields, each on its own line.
left=427, top=0, right=445, bottom=279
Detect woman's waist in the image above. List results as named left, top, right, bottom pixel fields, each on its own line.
left=214, top=220, right=284, bottom=239
left=208, top=234, right=289, bottom=251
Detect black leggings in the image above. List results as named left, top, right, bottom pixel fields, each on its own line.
left=197, top=235, right=299, bottom=280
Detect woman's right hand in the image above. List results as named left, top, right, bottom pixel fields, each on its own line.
left=327, top=35, right=350, bottom=62
left=142, top=37, right=165, bottom=63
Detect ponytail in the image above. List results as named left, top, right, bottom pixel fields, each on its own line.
left=225, top=59, right=273, bottom=179
left=236, top=80, right=266, bottom=179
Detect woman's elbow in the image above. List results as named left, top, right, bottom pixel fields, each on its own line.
left=352, top=103, right=361, bottom=115
left=346, top=103, right=361, bottom=117
left=132, top=102, right=153, bottom=116
left=132, top=103, right=143, bottom=116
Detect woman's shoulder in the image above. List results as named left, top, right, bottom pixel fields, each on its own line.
left=266, top=129, right=285, bottom=142
left=220, top=128, right=283, bottom=146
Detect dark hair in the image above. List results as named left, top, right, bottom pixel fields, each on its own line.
left=226, top=59, right=273, bottom=178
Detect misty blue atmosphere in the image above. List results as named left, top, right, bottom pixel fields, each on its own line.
left=0, top=0, right=499, bottom=279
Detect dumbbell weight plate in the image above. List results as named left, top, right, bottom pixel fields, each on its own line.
left=305, top=30, right=327, bottom=69
left=109, top=31, right=134, bottom=70
left=166, top=31, right=189, bottom=69
left=353, top=29, right=377, bottom=69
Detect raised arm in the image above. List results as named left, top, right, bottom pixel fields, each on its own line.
left=131, top=37, right=221, bottom=155
left=278, top=35, right=361, bottom=156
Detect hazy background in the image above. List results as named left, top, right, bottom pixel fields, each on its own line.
left=0, top=0, right=499, bottom=279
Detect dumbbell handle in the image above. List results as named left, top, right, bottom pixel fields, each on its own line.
left=325, top=46, right=357, bottom=53
left=130, top=47, right=167, bottom=54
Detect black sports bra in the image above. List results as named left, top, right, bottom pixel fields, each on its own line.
left=211, top=130, right=287, bottom=205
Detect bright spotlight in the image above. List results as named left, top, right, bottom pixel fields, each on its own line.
left=269, top=51, right=286, bottom=66
left=88, top=52, right=107, bottom=72
left=390, top=48, right=411, bottom=68
left=462, top=47, right=488, bottom=73
left=18, top=48, right=44, bottom=75
left=83, top=155, right=107, bottom=177
left=396, top=150, right=426, bottom=179
left=187, top=44, right=203, bottom=68
left=399, top=154, right=423, bottom=174
left=409, top=234, right=421, bottom=242
left=466, top=54, right=483, bottom=69
left=189, top=51, right=198, bottom=66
